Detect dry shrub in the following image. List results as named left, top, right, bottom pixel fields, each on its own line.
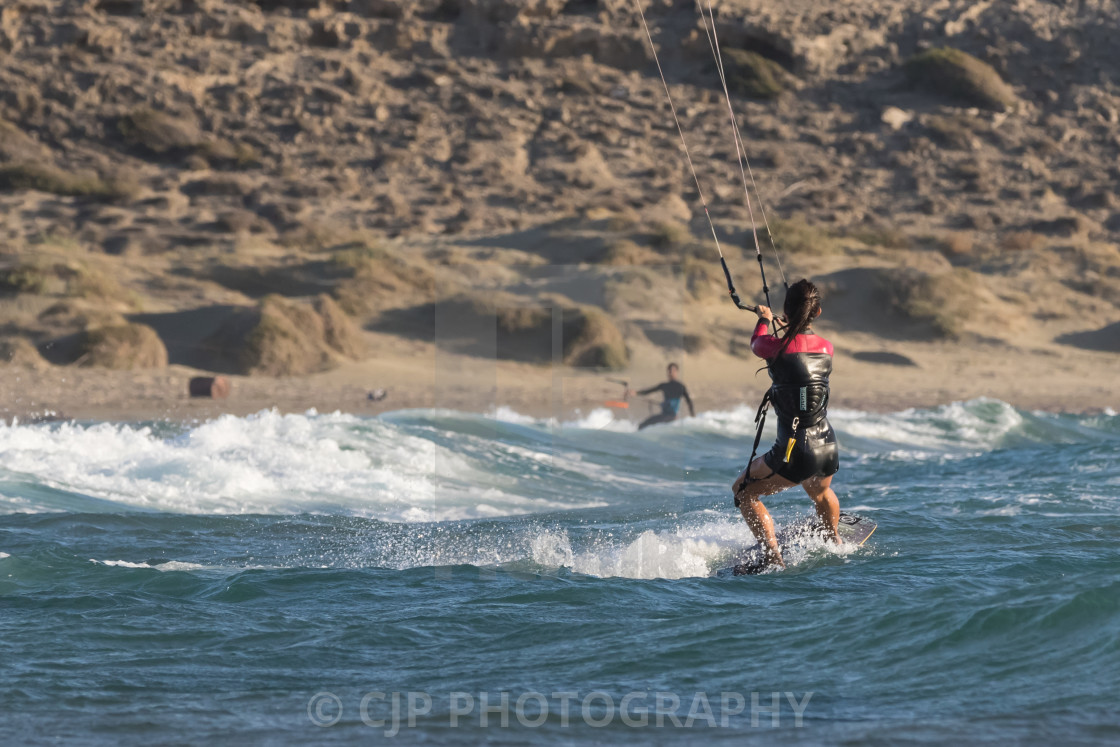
left=244, top=296, right=328, bottom=376
left=683, top=332, right=709, bottom=354
left=219, top=294, right=364, bottom=376
left=0, top=261, right=53, bottom=294
left=599, top=239, right=660, bottom=266
left=313, top=294, right=365, bottom=359
left=1000, top=231, right=1044, bottom=252
left=330, top=242, right=434, bottom=316
left=770, top=217, right=838, bottom=255
left=924, top=115, right=978, bottom=150
left=0, top=336, right=49, bottom=369
left=606, top=214, right=640, bottom=233
left=939, top=232, right=975, bottom=257
left=1030, top=215, right=1093, bottom=238
left=75, top=323, right=168, bottom=369
left=0, top=119, right=45, bottom=162
left=495, top=305, right=551, bottom=335
left=2, top=257, right=138, bottom=307
left=562, top=306, right=628, bottom=370
left=215, top=210, right=260, bottom=234
left=68, top=266, right=131, bottom=305
left=904, top=48, right=1016, bottom=110
left=279, top=223, right=366, bottom=252
left=180, top=174, right=255, bottom=197
left=847, top=226, right=911, bottom=250
left=649, top=220, right=693, bottom=252
left=885, top=268, right=980, bottom=338
left=439, top=295, right=628, bottom=370
left=559, top=75, right=597, bottom=96
left=38, top=300, right=120, bottom=326
left=723, top=49, right=786, bottom=100
left=679, top=256, right=725, bottom=300
left=197, top=138, right=263, bottom=168
left=0, top=163, right=136, bottom=202
left=118, top=107, right=203, bottom=155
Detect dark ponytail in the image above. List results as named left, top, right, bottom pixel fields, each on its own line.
left=775, top=279, right=822, bottom=357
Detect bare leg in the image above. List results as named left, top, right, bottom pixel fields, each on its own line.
left=802, top=474, right=840, bottom=544
left=732, top=456, right=796, bottom=567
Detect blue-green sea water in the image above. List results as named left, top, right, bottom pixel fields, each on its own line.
left=1, top=399, right=1118, bottom=744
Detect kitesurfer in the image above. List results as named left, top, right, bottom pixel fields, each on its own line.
left=732, top=279, right=840, bottom=569
left=627, top=363, right=695, bottom=430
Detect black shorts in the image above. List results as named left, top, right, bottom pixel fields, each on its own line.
left=762, top=418, right=839, bottom=484
left=638, top=411, right=677, bottom=430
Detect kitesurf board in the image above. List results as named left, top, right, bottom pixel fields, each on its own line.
left=725, top=513, right=876, bottom=576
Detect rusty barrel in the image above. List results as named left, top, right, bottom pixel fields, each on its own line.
left=189, top=376, right=231, bottom=399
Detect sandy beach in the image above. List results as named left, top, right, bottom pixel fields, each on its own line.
left=4, top=322, right=1116, bottom=424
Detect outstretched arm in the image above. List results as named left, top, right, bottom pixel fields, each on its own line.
left=636, top=383, right=664, bottom=396
left=682, top=387, right=695, bottom=417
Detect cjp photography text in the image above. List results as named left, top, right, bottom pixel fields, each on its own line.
left=307, top=690, right=814, bottom=734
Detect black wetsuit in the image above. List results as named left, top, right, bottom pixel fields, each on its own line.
left=751, top=321, right=839, bottom=483
left=636, top=380, right=695, bottom=430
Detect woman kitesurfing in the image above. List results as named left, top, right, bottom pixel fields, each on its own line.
left=631, top=0, right=847, bottom=571
left=731, top=281, right=841, bottom=570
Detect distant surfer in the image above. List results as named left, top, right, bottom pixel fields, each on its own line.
left=627, top=363, right=695, bottom=430
left=732, top=279, right=840, bottom=570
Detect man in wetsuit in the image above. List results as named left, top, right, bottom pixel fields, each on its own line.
left=628, top=363, right=695, bottom=430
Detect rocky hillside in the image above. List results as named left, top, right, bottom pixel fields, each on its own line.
left=1, top=0, right=1118, bottom=374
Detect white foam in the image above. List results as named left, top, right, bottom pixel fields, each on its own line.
left=490, top=405, right=637, bottom=432
left=0, top=410, right=598, bottom=521
left=92, top=559, right=241, bottom=572
left=490, top=406, right=541, bottom=426
left=488, top=398, right=1032, bottom=451
left=567, top=408, right=638, bottom=432
left=524, top=517, right=861, bottom=580
left=93, top=559, right=152, bottom=569
left=830, top=398, right=1024, bottom=452
left=0, top=552, right=9, bottom=559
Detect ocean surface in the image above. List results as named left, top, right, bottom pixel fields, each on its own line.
left=1, top=399, right=1118, bottom=744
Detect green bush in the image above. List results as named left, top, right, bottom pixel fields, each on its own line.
left=0, top=262, right=51, bottom=294
left=904, top=48, right=1016, bottom=110
left=723, top=49, right=785, bottom=100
